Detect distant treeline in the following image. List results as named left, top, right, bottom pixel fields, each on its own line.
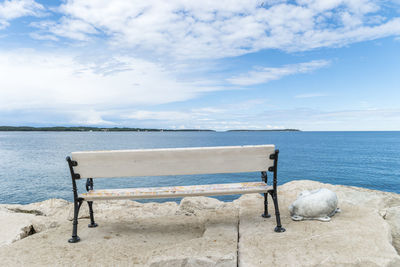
left=0, top=126, right=215, bottom=132
left=227, top=129, right=300, bottom=132
left=0, top=126, right=300, bottom=132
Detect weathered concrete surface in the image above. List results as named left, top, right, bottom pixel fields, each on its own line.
left=0, top=197, right=237, bottom=266
left=0, top=180, right=400, bottom=266
left=384, top=206, right=400, bottom=254
left=237, top=180, right=400, bottom=266
left=0, top=207, right=37, bottom=246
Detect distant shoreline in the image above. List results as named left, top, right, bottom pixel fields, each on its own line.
left=227, top=129, right=300, bottom=132
left=0, top=126, right=300, bottom=132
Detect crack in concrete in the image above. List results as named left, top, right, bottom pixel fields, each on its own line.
left=237, top=215, right=240, bottom=267
left=7, top=208, right=44, bottom=216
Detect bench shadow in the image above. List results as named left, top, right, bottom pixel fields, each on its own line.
left=79, top=212, right=238, bottom=244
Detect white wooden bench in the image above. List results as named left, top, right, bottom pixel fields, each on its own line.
left=66, top=145, right=285, bottom=243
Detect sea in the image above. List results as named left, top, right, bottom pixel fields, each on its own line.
left=0, top=131, right=399, bottom=204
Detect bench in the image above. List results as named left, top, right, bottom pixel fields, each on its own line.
left=66, top=145, right=285, bottom=243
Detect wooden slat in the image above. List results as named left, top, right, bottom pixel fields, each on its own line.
left=79, top=182, right=271, bottom=200
left=71, top=145, right=275, bottom=178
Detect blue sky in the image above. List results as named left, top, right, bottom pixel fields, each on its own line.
left=0, top=0, right=400, bottom=130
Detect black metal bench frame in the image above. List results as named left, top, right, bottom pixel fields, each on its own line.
left=66, top=149, right=285, bottom=243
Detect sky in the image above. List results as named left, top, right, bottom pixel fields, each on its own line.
left=0, top=0, right=400, bottom=131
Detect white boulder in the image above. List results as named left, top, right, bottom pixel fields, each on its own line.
left=289, top=188, right=340, bottom=221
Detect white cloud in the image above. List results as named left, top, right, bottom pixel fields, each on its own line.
left=123, top=107, right=400, bottom=130
left=0, top=0, right=44, bottom=29
left=227, top=60, right=330, bottom=86
left=0, top=50, right=222, bottom=121
left=191, top=107, right=225, bottom=115
left=29, top=32, right=59, bottom=41
left=121, top=106, right=400, bottom=131
left=68, top=110, right=115, bottom=125
left=126, top=111, right=192, bottom=121
left=0, top=49, right=331, bottom=127
left=123, top=103, right=288, bottom=130
left=31, top=18, right=98, bottom=41
left=254, top=107, right=400, bottom=130
left=295, top=93, right=327, bottom=98
left=2, top=1, right=399, bottom=131
left=29, top=0, right=400, bottom=59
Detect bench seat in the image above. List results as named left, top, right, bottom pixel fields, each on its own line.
left=80, top=182, right=271, bottom=200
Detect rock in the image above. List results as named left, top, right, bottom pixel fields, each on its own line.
left=0, top=208, right=37, bottom=246
left=67, top=202, right=90, bottom=221
left=289, top=188, right=340, bottom=221
left=30, top=218, right=60, bottom=233
left=66, top=200, right=179, bottom=221
left=6, top=198, right=71, bottom=217
left=149, top=257, right=218, bottom=267
left=385, top=206, right=400, bottom=254
left=237, top=180, right=400, bottom=266
left=0, top=198, right=237, bottom=266
left=177, top=196, right=223, bottom=215
left=2, top=199, right=72, bottom=238
left=149, top=255, right=235, bottom=267
left=1, top=180, right=400, bottom=266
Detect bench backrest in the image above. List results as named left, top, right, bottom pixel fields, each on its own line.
left=71, top=145, right=275, bottom=179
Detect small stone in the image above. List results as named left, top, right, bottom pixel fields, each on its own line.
left=177, top=197, right=223, bottom=215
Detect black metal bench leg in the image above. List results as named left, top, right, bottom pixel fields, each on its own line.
left=269, top=190, right=285, bottom=233
left=69, top=199, right=83, bottom=243
left=87, top=201, right=98, bottom=228
left=261, top=193, right=271, bottom=218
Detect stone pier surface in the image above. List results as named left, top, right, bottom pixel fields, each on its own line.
left=1, top=180, right=400, bottom=266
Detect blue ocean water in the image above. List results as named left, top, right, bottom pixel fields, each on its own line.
left=0, top=131, right=399, bottom=204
